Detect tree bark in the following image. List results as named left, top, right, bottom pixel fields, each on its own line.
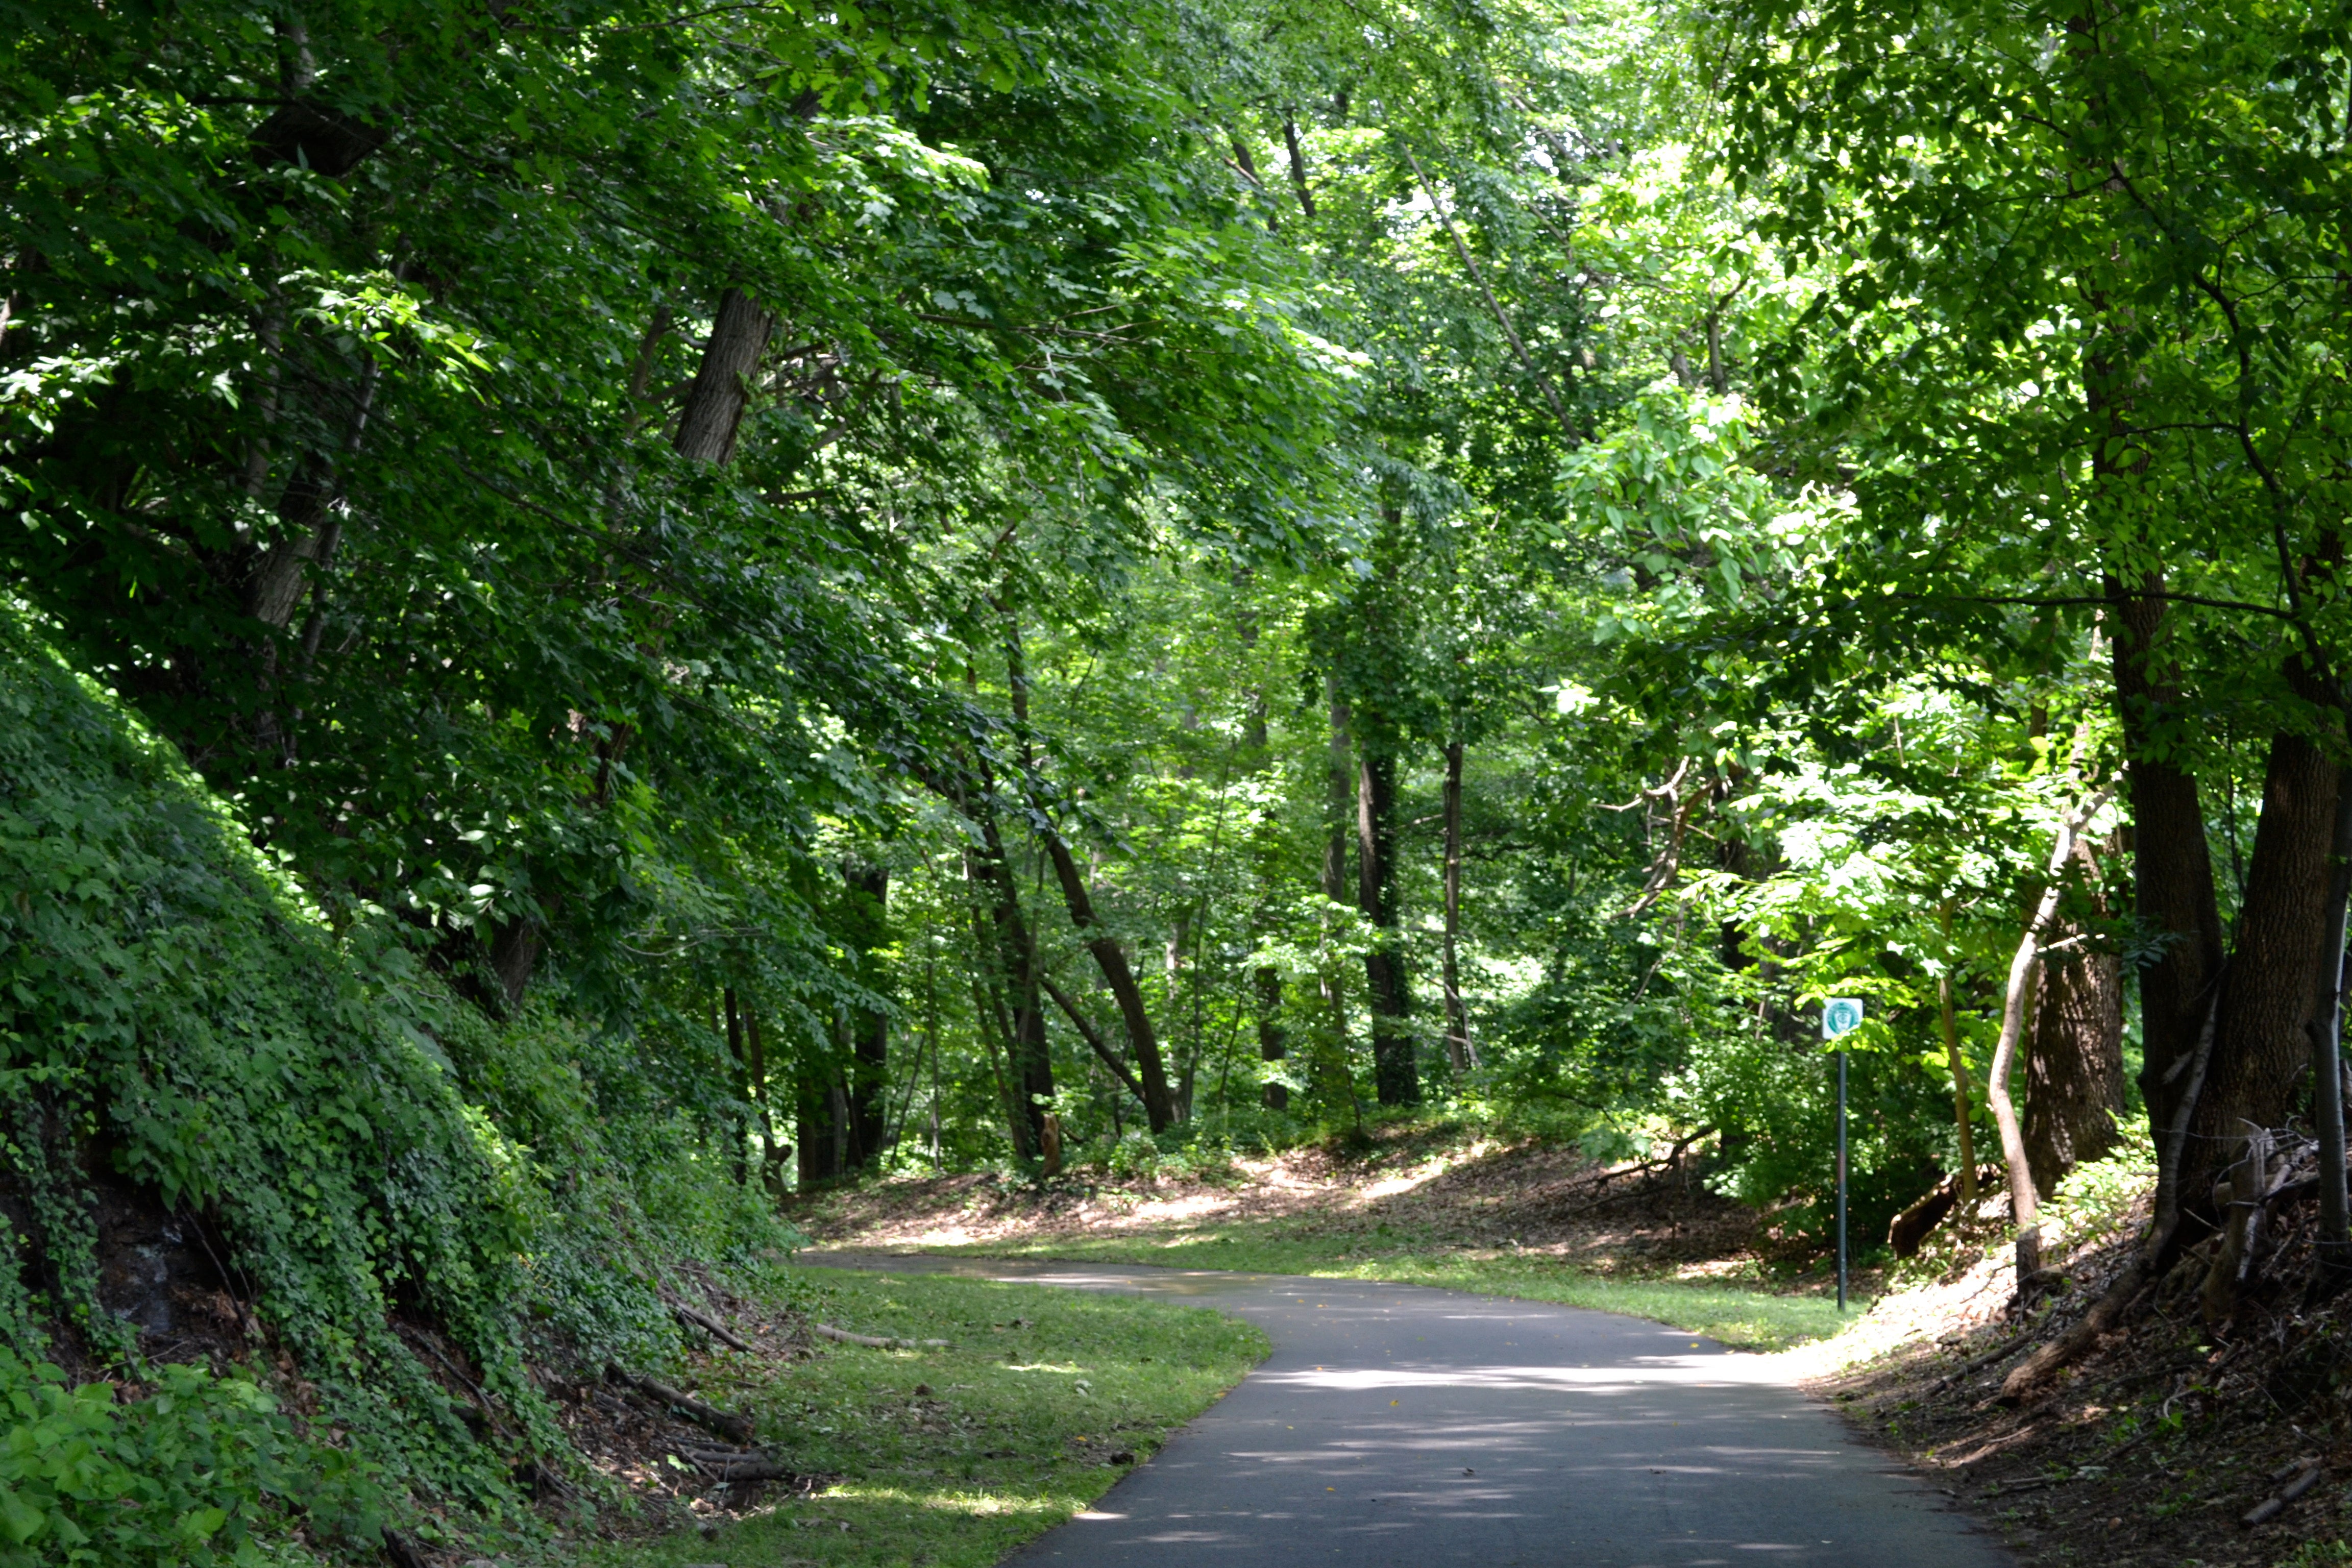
left=797, top=1056, right=843, bottom=1186
left=1283, top=117, right=1317, bottom=219
left=842, top=863, right=890, bottom=1166
left=2022, top=829, right=2124, bottom=1195
left=2022, top=946, right=2124, bottom=1196
left=2103, top=576, right=2226, bottom=1222
left=744, top=1002, right=787, bottom=1196
left=673, top=288, right=774, bottom=464
left=1257, top=966, right=1288, bottom=1110
left=1319, top=680, right=1356, bottom=1108
left=1441, top=738, right=1469, bottom=1073
left=2310, top=763, right=2352, bottom=1296
left=1324, top=681, right=1354, bottom=907
left=1042, top=976, right=1147, bottom=1104
left=997, top=607, right=1171, bottom=1129
left=723, top=986, right=750, bottom=1186
left=1038, top=834, right=1176, bottom=1131
left=2191, top=702, right=2341, bottom=1216
left=972, top=807, right=1052, bottom=1157
left=1358, top=746, right=1418, bottom=1105
left=1938, top=905, right=1978, bottom=1208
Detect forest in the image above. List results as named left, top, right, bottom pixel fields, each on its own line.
left=7, top=0, right=2352, bottom=1559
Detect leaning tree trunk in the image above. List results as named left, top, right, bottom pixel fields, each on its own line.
left=1987, top=790, right=2108, bottom=1282
left=973, top=813, right=1052, bottom=1158
left=1000, top=609, right=1175, bottom=1131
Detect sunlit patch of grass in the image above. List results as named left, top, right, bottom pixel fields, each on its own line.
left=567, top=1268, right=1265, bottom=1568
left=937, top=1226, right=1855, bottom=1352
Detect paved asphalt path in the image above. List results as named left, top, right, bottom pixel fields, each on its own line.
left=803, top=1252, right=2011, bottom=1568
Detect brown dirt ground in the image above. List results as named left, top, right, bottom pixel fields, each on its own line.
left=793, top=1123, right=1881, bottom=1298
left=1801, top=1188, right=2352, bottom=1568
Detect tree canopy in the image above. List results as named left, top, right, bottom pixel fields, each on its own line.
left=12, top=0, right=2352, bottom=1546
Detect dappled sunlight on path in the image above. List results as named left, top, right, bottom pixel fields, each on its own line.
left=810, top=1254, right=2011, bottom=1567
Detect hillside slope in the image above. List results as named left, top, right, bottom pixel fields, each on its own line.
left=0, top=605, right=798, bottom=1563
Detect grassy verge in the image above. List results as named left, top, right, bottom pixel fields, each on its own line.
left=924, top=1224, right=1854, bottom=1353
left=570, top=1266, right=1265, bottom=1568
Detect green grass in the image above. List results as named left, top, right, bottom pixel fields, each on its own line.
left=925, top=1224, right=1856, bottom=1353
left=570, top=1267, right=1266, bottom=1568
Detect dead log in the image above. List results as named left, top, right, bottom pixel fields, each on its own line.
left=1927, top=1329, right=2037, bottom=1393
left=668, top=1298, right=752, bottom=1352
left=2242, top=1460, right=2323, bottom=1527
left=677, top=1442, right=800, bottom=1483
left=608, top=1367, right=755, bottom=1443
left=811, top=1322, right=947, bottom=1349
left=1889, top=1175, right=1959, bottom=1258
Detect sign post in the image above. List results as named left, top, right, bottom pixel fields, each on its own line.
left=1822, top=998, right=1864, bottom=1312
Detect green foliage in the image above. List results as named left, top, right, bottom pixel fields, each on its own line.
left=0, top=1350, right=377, bottom=1568
left=0, top=602, right=807, bottom=1544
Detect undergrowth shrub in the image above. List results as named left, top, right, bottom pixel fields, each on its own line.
left=0, top=1349, right=378, bottom=1567
left=0, top=606, right=802, bottom=1554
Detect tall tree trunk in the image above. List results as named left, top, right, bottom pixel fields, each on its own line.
left=1441, top=738, right=1469, bottom=1073
left=842, top=863, right=890, bottom=1166
left=1037, top=834, right=1176, bottom=1131
left=2103, top=578, right=2224, bottom=1233
left=966, top=886, right=1028, bottom=1159
left=1935, top=898, right=1977, bottom=1207
left=723, top=986, right=750, bottom=1186
left=1358, top=747, right=1418, bottom=1105
left=2023, top=943, right=2125, bottom=1197
left=2191, top=697, right=2341, bottom=1216
left=1320, top=681, right=1356, bottom=1109
left=798, top=1030, right=844, bottom=1187
left=1257, top=967, right=1289, bottom=1110
left=972, top=808, right=1052, bottom=1156
left=479, top=292, right=770, bottom=1014
left=745, top=1002, right=787, bottom=1197
left=2309, top=762, right=2352, bottom=1297
left=1324, top=682, right=1354, bottom=907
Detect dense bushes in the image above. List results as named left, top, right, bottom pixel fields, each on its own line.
left=0, top=604, right=802, bottom=1557
left=0, top=1351, right=377, bottom=1568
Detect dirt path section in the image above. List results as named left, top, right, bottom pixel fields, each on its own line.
left=807, top=1252, right=2011, bottom=1568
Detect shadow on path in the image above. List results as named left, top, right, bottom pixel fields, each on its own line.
left=800, top=1252, right=2011, bottom=1568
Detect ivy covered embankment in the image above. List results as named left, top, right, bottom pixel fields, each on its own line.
left=0, top=606, right=803, bottom=1565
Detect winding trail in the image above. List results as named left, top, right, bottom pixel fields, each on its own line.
left=805, top=1253, right=2010, bottom=1567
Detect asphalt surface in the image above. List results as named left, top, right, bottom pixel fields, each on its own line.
left=803, top=1252, right=2012, bottom=1568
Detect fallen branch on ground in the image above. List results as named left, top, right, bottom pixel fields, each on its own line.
left=2242, top=1459, right=2323, bottom=1527
left=667, top=1298, right=752, bottom=1352
left=675, top=1440, right=799, bottom=1483
left=609, top=1367, right=756, bottom=1442
left=811, top=1322, right=949, bottom=1350
left=1928, top=1329, right=2037, bottom=1393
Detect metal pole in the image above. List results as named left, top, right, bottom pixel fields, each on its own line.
left=1836, top=1048, right=1848, bottom=1312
